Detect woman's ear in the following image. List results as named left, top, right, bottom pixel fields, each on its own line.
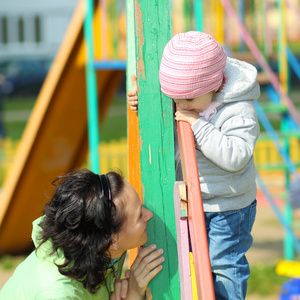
left=109, top=234, right=120, bottom=250
left=109, top=243, right=119, bottom=250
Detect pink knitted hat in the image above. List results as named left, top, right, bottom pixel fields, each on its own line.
left=159, top=31, right=227, bottom=99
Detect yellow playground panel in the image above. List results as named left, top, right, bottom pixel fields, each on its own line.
left=276, top=260, right=300, bottom=278
left=255, top=136, right=300, bottom=171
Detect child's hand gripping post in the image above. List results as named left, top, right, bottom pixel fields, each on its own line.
left=127, top=75, right=138, bottom=111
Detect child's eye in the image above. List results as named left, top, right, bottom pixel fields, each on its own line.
left=186, top=98, right=193, bottom=102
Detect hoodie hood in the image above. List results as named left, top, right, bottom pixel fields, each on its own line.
left=213, top=57, right=260, bottom=103
left=32, top=216, right=65, bottom=264
left=32, top=216, right=44, bottom=248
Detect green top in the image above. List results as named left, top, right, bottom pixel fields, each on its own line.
left=0, top=217, right=126, bottom=300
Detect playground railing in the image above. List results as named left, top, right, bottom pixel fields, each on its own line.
left=0, top=138, right=19, bottom=190
left=254, top=135, right=300, bottom=171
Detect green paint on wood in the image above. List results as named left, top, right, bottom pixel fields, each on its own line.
left=126, top=0, right=136, bottom=86
left=194, top=0, right=203, bottom=32
left=134, top=0, right=180, bottom=298
left=84, top=0, right=100, bottom=173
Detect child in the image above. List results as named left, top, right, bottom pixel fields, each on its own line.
left=127, top=31, right=260, bottom=300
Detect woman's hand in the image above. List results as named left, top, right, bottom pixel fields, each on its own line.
left=110, top=271, right=130, bottom=300
left=175, top=108, right=199, bottom=125
left=126, top=244, right=164, bottom=300
left=127, top=75, right=138, bottom=111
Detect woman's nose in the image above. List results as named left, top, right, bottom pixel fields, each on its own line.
left=145, top=209, right=153, bottom=221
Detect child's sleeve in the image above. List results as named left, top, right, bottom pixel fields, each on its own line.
left=191, top=103, right=259, bottom=172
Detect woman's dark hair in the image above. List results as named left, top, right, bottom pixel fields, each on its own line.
left=38, top=168, right=126, bottom=293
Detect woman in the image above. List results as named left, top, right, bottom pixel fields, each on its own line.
left=0, top=169, right=164, bottom=299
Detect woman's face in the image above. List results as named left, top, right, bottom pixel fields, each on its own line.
left=116, top=182, right=153, bottom=251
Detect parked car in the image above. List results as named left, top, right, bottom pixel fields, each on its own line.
left=0, top=59, right=52, bottom=97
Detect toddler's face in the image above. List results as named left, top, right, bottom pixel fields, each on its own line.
left=173, top=91, right=214, bottom=113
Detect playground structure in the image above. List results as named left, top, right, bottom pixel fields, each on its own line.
left=1, top=0, right=300, bottom=298
left=0, top=0, right=125, bottom=254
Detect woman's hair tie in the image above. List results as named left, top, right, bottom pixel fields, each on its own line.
left=98, top=174, right=113, bottom=207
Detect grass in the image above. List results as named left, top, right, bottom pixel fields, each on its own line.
left=2, top=95, right=127, bottom=142
left=2, top=96, right=36, bottom=140
left=248, top=263, right=289, bottom=297
left=0, top=255, right=26, bottom=271
left=3, top=97, right=36, bottom=110
left=289, top=42, right=300, bottom=54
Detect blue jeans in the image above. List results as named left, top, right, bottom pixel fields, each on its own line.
left=205, top=200, right=257, bottom=300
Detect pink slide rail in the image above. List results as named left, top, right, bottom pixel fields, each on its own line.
left=177, top=119, right=215, bottom=299
left=220, top=0, right=300, bottom=127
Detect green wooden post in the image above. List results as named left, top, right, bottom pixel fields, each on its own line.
left=84, top=0, right=100, bottom=173
left=169, top=0, right=172, bottom=36
left=134, top=0, right=180, bottom=298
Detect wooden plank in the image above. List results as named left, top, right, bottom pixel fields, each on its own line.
left=174, top=182, right=193, bottom=300
left=177, top=119, right=215, bottom=299
left=189, top=252, right=200, bottom=299
left=126, top=0, right=140, bottom=267
left=134, top=0, right=180, bottom=298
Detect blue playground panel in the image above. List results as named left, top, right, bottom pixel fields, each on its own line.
left=280, top=278, right=300, bottom=299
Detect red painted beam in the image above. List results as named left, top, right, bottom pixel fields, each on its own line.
left=177, top=119, right=215, bottom=299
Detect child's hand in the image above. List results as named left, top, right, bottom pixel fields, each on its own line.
left=127, top=75, right=138, bottom=111
left=175, top=108, right=199, bottom=125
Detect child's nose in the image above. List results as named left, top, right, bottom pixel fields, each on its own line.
left=179, top=103, right=187, bottom=109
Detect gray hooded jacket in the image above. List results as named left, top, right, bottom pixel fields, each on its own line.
left=191, top=57, right=260, bottom=212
